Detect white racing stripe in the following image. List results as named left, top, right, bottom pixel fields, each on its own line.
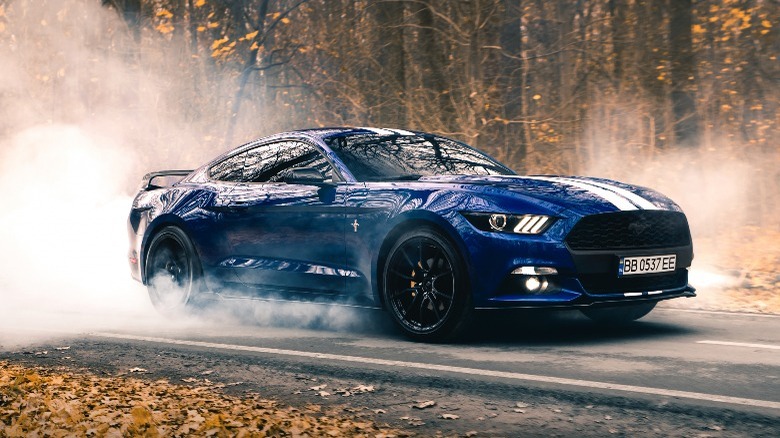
left=385, top=128, right=416, bottom=136
left=697, top=340, right=780, bottom=351
left=568, top=178, right=659, bottom=210
left=92, top=332, right=780, bottom=410
left=524, top=176, right=639, bottom=211
left=359, top=127, right=396, bottom=136
left=360, top=127, right=415, bottom=136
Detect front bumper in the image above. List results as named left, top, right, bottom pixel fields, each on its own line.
left=460, top=217, right=695, bottom=309
left=477, top=280, right=696, bottom=310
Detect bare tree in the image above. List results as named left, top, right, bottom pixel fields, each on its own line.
left=669, top=0, right=700, bottom=146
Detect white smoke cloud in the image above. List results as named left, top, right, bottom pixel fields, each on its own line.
left=581, top=123, right=775, bottom=311
left=0, top=1, right=180, bottom=346
left=0, top=0, right=373, bottom=348
left=0, top=125, right=154, bottom=339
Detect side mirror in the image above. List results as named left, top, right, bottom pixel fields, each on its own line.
left=284, top=167, right=332, bottom=185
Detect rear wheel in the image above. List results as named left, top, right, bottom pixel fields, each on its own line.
left=383, top=228, right=472, bottom=342
left=581, top=302, right=656, bottom=324
left=145, top=226, right=202, bottom=315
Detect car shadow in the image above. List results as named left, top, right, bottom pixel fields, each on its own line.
left=456, top=309, right=696, bottom=346
left=204, top=299, right=695, bottom=347
left=346, top=307, right=695, bottom=347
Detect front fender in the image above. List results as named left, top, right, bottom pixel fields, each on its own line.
left=370, top=209, right=473, bottom=308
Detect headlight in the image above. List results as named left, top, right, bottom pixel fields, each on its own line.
left=461, top=212, right=556, bottom=235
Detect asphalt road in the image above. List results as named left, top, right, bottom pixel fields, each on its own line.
left=2, top=304, right=779, bottom=436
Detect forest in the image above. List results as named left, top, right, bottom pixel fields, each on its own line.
left=96, top=1, right=778, bottom=163
left=2, top=5, right=780, bottom=435
left=0, top=0, right=778, bottom=232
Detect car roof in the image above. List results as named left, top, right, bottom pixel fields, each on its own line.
left=192, top=127, right=405, bottom=183
left=284, top=127, right=423, bottom=141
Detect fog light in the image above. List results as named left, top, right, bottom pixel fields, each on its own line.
left=512, top=266, right=558, bottom=276
left=523, top=275, right=550, bottom=294
left=525, top=276, right=542, bottom=292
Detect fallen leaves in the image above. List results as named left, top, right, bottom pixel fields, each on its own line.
left=513, top=401, right=530, bottom=413
left=334, top=385, right=375, bottom=397
left=352, top=384, right=375, bottom=394
left=308, top=383, right=377, bottom=399
left=0, top=361, right=401, bottom=437
left=398, top=416, right=425, bottom=427
left=412, top=400, right=436, bottom=409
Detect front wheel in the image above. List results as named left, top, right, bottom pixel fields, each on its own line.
left=145, top=226, right=203, bottom=315
left=383, top=228, right=472, bottom=342
left=581, top=302, right=656, bottom=324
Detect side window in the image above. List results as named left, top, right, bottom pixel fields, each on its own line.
left=245, top=141, right=333, bottom=183
left=208, top=143, right=280, bottom=182
left=209, top=141, right=333, bottom=183
left=209, top=150, right=249, bottom=182
left=242, top=143, right=285, bottom=182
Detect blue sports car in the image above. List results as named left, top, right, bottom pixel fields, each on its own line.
left=128, top=127, right=695, bottom=341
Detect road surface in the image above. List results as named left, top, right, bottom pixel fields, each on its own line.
left=2, top=304, right=779, bottom=436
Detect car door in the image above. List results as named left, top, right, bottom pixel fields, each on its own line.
left=216, top=140, right=348, bottom=298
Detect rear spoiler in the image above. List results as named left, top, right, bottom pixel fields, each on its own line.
left=141, top=170, right=193, bottom=190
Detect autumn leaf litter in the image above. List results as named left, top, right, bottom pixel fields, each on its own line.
left=0, top=361, right=405, bottom=437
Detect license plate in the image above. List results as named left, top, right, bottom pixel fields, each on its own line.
left=619, top=254, right=676, bottom=277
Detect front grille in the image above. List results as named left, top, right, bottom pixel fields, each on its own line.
left=579, top=269, right=688, bottom=294
left=566, top=211, right=691, bottom=251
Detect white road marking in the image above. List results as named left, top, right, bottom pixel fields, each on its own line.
left=659, top=308, right=780, bottom=319
left=92, top=332, right=780, bottom=410
left=697, top=340, right=780, bottom=351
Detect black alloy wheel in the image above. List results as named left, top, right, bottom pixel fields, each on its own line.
left=383, top=228, right=472, bottom=341
left=145, top=226, right=202, bottom=314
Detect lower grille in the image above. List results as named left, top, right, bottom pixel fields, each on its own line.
left=578, top=269, right=688, bottom=294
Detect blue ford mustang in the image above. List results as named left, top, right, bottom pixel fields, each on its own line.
left=128, top=127, right=695, bottom=340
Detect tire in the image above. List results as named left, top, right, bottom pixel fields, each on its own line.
left=581, top=302, right=656, bottom=324
left=382, top=227, right=472, bottom=342
left=144, top=226, right=203, bottom=315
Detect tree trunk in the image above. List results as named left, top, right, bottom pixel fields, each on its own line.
left=609, top=0, right=626, bottom=90
left=669, top=0, right=700, bottom=147
left=225, top=0, right=269, bottom=147
left=640, top=0, right=668, bottom=149
left=371, top=0, right=407, bottom=127
left=499, top=0, right=526, bottom=170
left=415, top=1, right=457, bottom=133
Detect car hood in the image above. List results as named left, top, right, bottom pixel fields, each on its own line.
left=419, top=174, right=681, bottom=216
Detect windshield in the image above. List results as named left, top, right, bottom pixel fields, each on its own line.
left=324, top=132, right=515, bottom=182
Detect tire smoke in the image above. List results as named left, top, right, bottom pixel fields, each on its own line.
left=0, top=0, right=378, bottom=348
